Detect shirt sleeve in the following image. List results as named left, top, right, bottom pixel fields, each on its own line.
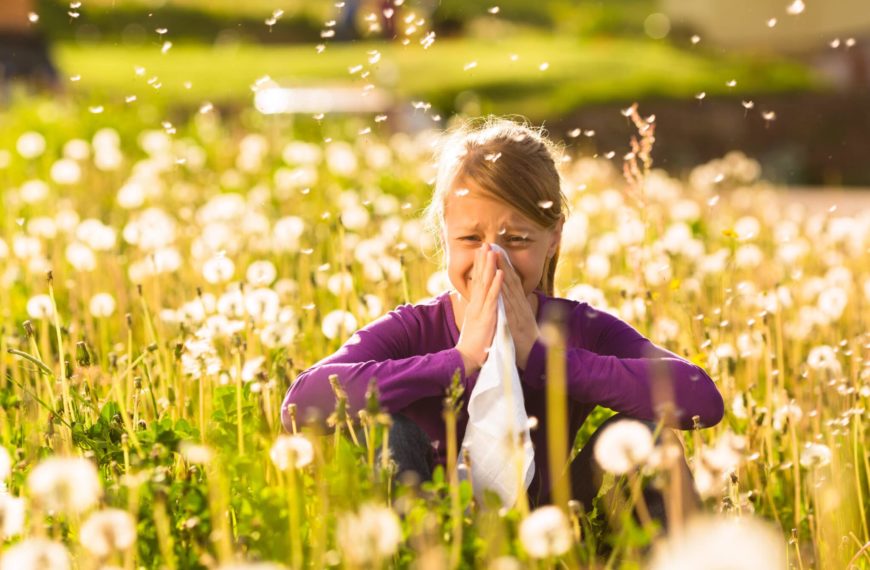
left=281, top=305, right=468, bottom=431
left=520, top=303, right=724, bottom=429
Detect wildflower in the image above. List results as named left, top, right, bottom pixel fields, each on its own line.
left=337, top=503, right=403, bottom=565
left=28, top=456, right=102, bottom=514
left=76, top=219, right=117, bottom=251
left=0, top=538, right=70, bottom=570
left=518, top=505, right=573, bottom=558
left=772, top=402, right=803, bottom=430
left=799, top=443, right=832, bottom=468
left=270, top=435, right=314, bottom=470
left=26, top=294, right=55, bottom=320
left=246, top=260, right=277, bottom=286
left=179, top=442, right=213, bottom=465
left=322, top=310, right=358, bottom=340
left=79, top=508, right=137, bottom=557
left=50, top=159, right=82, bottom=185
left=16, top=131, right=47, bottom=159
left=89, top=293, right=117, bottom=318
left=20, top=179, right=50, bottom=203
left=202, top=255, right=235, bottom=284
left=807, top=345, right=842, bottom=374
left=594, top=420, right=654, bottom=475
left=0, top=494, right=26, bottom=538
left=65, top=242, right=96, bottom=271
left=648, top=515, right=786, bottom=569
left=326, top=272, right=354, bottom=296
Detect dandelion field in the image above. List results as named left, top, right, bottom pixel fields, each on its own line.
left=0, top=94, right=868, bottom=569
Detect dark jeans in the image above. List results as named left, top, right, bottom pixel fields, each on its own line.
left=379, top=412, right=700, bottom=530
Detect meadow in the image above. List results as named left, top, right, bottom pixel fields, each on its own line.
left=0, top=92, right=867, bottom=569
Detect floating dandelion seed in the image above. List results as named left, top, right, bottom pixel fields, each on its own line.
left=155, top=27, right=168, bottom=35
left=620, top=106, right=633, bottom=117
left=762, top=110, right=777, bottom=121
left=199, top=102, right=214, bottom=114
left=691, top=34, right=701, bottom=44
left=708, top=195, right=720, bottom=206
left=161, top=41, right=172, bottom=54
left=484, top=152, right=502, bottom=162
left=358, top=127, right=371, bottom=135
left=374, top=114, right=387, bottom=122
left=510, top=53, right=519, bottom=61
left=845, top=37, right=856, bottom=47
left=126, top=95, right=137, bottom=103
left=321, top=29, right=336, bottom=38
left=70, top=74, right=81, bottom=82
left=421, top=31, right=436, bottom=48
left=68, top=10, right=79, bottom=18
left=464, top=61, right=478, bottom=71
left=316, top=44, right=326, bottom=53
left=538, top=200, right=554, bottom=209
left=28, top=12, right=39, bottom=23
left=830, top=38, right=841, bottom=48
left=134, top=66, right=145, bottom=76
left=695, top=91, right=706, bottom=100
left=584, top=129, right=595, bottom=136
left=604, top=151, right=616, bottom=159
left=539, top=62, right=549, bottom=71
left=786, top=0, right=805, bottom=15
left=455, top=188, right=470, bottom=197
left=489, top=6, right=501, bottom=14
left=368, top=50, right=381, bottom=64
left=767, top=17, right=778, bottom=27
left=348, top=64, right=363, bottom=74
left=726, top=79, right=737, bottom=87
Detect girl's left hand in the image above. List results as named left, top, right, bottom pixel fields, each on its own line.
left=494, top=251, right=542, bottom=371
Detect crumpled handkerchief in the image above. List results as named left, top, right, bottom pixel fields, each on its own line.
left=459, top=243, right=535, bottom=507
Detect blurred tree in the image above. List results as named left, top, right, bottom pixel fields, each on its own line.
left=0, top=0, right=59, bottom=90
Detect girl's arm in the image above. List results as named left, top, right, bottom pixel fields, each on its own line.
left=281, top=306, right=467, bottom=431
left=520, top=303, right=724, bottom=429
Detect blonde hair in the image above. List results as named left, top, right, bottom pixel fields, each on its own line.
left=422, top=116, right=569, bottom=296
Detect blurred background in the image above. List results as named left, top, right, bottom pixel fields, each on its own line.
left=1, top=0, right=869, bottom=187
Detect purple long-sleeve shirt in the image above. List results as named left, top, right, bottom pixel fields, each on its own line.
left=282, top=288, right=724, bottom=503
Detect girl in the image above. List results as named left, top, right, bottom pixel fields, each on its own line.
left=281, top=117, right=724, bottom=516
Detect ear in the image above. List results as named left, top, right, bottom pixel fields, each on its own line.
left=547, top=215, right=565, bottom=258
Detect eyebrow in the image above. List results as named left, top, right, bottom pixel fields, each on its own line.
left=457, top=222, right=535, bottom=233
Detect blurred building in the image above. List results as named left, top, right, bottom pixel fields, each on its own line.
left=0, top=0, right=58, bottom=87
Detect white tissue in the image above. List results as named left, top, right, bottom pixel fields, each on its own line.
left=459, top=243, right=535, bottom=507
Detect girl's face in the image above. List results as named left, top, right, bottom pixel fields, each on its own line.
left=442, top=178, right=564, bottom=302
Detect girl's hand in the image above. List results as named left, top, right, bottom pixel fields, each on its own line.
left=456, top=243, right=505, bottom=375
left=494, top=250, right=542, bottom=371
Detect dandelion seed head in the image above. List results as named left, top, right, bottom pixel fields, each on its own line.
left=270, top=435, right=314, bottom=470
left=337, top=503, right=403, bottom=564
left=594, top=419, right=653, bottom=474
left=28, top=456, right=102, bottom=514
left=0, top=538, right=70, bottom=570
left=519, top=506, right=573, bottom=558
left=79, top=509, right=137, bottom=557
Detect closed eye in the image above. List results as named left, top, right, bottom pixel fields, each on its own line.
left=459, top=236, right=530, bottom=243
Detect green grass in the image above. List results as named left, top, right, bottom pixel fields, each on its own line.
left=53, top=33, right=819, bottom=118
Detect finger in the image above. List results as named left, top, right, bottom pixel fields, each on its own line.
left=486, top=269, right=504, bottom=308
left=481, top=250, right=497, bottom=293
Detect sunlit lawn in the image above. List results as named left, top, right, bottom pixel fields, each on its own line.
left=53, top=32, right=818, bottom=117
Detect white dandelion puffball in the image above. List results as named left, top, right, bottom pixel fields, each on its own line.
left=16, top=131, right=47, bottom=159
left=65, top=242, right=96, bottom=271
left=0, top=446, right=10, bottom=480
left=20, top=179, right=50, bottom=203
left=270, top=435, right=314, bottom=470
left=648, top=515, right=786, bottom=570
left=203, top=255, right=235, bottom=284
left=799, top=443, right=832, bottom=468
left=0, top=494, right=26, bottom=539
left=337, top=503, right=403, bottom=564
left=246, top=260, right=277, bottom=286
left=0, top=538, right=70, bottom=570
left=179, top=442, right=213, bottom=465
left=518, top=505, right=573, bottom=559
left=50, top=158, right=82, bottom=185
left=79, top=509, right=137, bottom=557
left=26, top=294, right=55, bottom=320
left=27, top=456, right=102, bottom=514
left=321, top=310, right=357, bottom=340
left=89, top=292, right=117, bottom=318
left=593, top=419, right=654, bottom=474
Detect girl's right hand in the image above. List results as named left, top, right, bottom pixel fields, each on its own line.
left=456, top=243, right=504, bottom=375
